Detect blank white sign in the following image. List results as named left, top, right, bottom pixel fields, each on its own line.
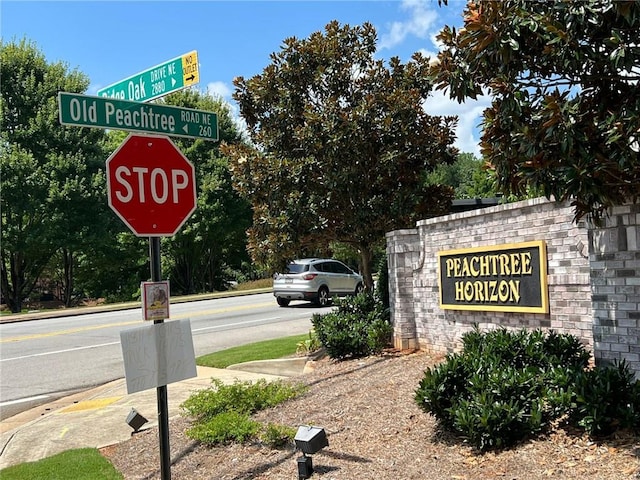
left=120, top=319, right=197, bottom=394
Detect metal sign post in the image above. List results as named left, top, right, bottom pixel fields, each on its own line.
left=149, top=236, right=171, bottom=480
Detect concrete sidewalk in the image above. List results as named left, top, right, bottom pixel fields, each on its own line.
left=0, top=358, right=308, bottom=469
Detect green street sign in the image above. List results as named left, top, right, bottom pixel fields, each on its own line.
left=58, top=92, right=218, bottom=141
left=96, top=51, right=199, bottom=102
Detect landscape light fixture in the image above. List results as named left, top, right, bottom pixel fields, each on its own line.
left=294, top=425, right=328, bottom=479
left=126, top=408, right=148, bottom=433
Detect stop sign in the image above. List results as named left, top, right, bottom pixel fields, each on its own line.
left=106, top=134, right=197, bottom=236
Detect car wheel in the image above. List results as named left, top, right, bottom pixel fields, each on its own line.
left=315, top=286, right=330, bottom=307
left=354, top=283, right=364, bottom=295
left=276, top=297, right=290, bottom=307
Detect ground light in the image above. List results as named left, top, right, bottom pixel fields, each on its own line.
left=294, top=425, right=328, bottom=479
left=126, top=408, right=148, bottom=433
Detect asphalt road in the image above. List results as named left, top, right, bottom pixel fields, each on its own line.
left=0, top=293, right=329, bottom=419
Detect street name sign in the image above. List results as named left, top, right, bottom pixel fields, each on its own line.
left=97, top=51, right=199, bottom=102
left=58, top=92, right=218, bottom=141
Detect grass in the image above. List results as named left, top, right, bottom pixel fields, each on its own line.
left=196, top=334, right=309, bottom=368
left=0, top=448, right=123, bottom=480
left=0, top=330, right=309, bottom=479
left=230, top=278, right=273, bottom=291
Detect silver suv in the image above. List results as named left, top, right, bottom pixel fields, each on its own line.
left=273, top=258, right=364, bottom=307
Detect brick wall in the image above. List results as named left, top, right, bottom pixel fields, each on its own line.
left=590, top=203, right=640, bottom=373
left=386, top=197, right=640, bottom=378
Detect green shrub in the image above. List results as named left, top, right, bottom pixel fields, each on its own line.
left=312, top=291, right=392, bottom=359
left=570, top=359, right=640, bottom=435
left=415, top=327, right=640, bottom=450
left=375, top=255, right=390, bottom=310
left=259, top=423, right=297, bottom=449
left=296, top=329, right=321, bottom=355
left=182, top=378, right=307, bottom=448
left=181, top=378, right=306, bottom=422
left=186, top=411, right=261, bottom=445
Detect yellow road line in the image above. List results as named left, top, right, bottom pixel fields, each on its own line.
left=0, top=321, right=138, bottom=343
left=0, top=302, right=274, bottom=344
left=60, top=396, right=121, bottom=413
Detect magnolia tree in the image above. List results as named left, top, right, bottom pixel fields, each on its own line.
left=221, top=21, right=458, bottom=287
left=433, top=0, right=640, bottom=221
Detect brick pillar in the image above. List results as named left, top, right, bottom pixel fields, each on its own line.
left=386, top=229, right=419, bottom=350
left=590, top=203, right=640, bottom=379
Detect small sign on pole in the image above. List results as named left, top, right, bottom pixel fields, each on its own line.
left=142, top=281, right=170, bottom=321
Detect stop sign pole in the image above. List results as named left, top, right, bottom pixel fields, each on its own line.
left=106, top=134, right=197, bottom=480
left=149, top=236, right=171, bottom=480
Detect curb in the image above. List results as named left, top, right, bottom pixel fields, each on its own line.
left=0, top=288, right=272, bottom=324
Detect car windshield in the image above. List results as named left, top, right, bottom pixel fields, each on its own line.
left=285, top=263, right=308, bottom=274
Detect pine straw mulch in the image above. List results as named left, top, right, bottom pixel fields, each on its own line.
left=101, top=350, right=640, bottom=480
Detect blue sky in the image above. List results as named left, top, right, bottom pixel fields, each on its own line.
left=2, top=0, right=488, bottom=155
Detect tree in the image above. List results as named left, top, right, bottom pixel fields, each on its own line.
left=425, top=152, right=498, bottom=199
left=432, top=0, right=640, bottom=221
left=158, top=89, right=252, bottom=294
left=1, top=39, right=108, bottom=311
left=222, top=21, right=458, bottom=287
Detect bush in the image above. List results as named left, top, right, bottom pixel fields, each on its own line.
left=311, top=291, right=392, bottom=359
left=415, top=326, right=639, bottom=450
left=570, top=359, right=640, bottom=435
left=181, top=378, right=307, bottom=447
left=181, top=378, right=306, bottom=422
left=296, top=329, right=321, bottom=355
left=375, top=255, right=390, bottom=310
left=187, top=411, right=261, bottom=445
left=259, top=423, right=297, bottom=449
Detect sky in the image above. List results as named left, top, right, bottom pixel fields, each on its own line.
left=1, top=0, right=489, bottom=156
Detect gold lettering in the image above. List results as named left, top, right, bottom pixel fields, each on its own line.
left=453, top=258, right=461, bottom=277
left=446, top=258, right=456, bottom=278
left=521, top=252, right=532, bottom=275
left=499, top=254, right=510, bottom=275
left=489, top=255, right=499, bottom=275
left=452, top=280, right=521, bottom=305
left=489, top=280, right=498, bottom=301
left=463, top=282, right=474, bottom=301
left=474, top=281, right=484, bottom=301
left=470, top=256, right=480, bottom=277
left=509, top=280, right=521, bottom=303
left=461, top=257, right=471, bottom=277
left=498, top=281, right=510, bottom=302
left=510, top=253, right=521, bottom=275
left=478, top=255, right=490, bottom=276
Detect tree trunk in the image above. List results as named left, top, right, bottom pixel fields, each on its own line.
left=358, top=245, right=374, bottom=290
left=1, top=250, right=25, bottom=313
left=1, top=251, right=20, bottom=313
left=61, top=249, right=74, bottom=307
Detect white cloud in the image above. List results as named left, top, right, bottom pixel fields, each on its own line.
left=377, top=0, right=489, bottom=157
left=206, top=81, right=232, bottom=99
left=379, top=0, right=438, bottom=50
left=423, top=91, right=492, bottom=157
left=205, top=81, right=250, bottom=140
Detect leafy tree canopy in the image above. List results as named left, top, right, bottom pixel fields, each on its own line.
left=222, top=21, right=458, bottom=286
left=1, top=38, right=108, bottom=311
left=433, top=0, right=640, bottom=221
left=156, top=89, right=252, bottom=294
left=425, top=152, right=498, bottom=199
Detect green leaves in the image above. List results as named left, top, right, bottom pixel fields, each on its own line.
left=1, top=39, right=109, bottom=310
left=181, top=379, right=306, bottom=447
left=311, top=290, right=392, bottom=360
left=223, top=21, right=457, bottom=278
left=415, top=327, right=640, bottom=450
left=432, top=0, right=640, bottom=221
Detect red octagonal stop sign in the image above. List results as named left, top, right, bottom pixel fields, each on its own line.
left=106, top=134, right=197, bottom=237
